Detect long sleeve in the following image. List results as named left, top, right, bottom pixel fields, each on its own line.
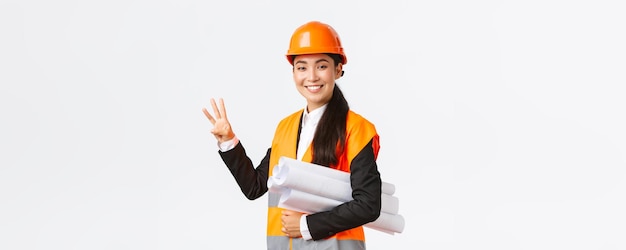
left=305, top=138, right=382, bottom=240
left=218, top=142, right=271, bottom=200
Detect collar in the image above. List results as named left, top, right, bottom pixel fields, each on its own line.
left=302, top=104, right=327, bottom=128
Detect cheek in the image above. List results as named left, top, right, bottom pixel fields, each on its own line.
left=292, top=73, right=301, bottom=82
left=323, top=71, right=336, bottom=81
left=294, top=70, right=310, bottom=81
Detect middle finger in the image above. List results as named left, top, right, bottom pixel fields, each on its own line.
left=210, top=98, right=221, bottom=119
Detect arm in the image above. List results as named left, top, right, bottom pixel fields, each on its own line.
left=305, top=138, right=382, bottom=240
left=202, top=98, right=270, bottom=200
left=219, top=143, right=271, bottom=200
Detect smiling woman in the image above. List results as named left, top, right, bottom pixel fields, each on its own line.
left=202, top=20, right=383, bottom=249
left=292, top=54, right=342, bottom=113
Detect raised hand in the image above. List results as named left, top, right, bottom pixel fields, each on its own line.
left=202, top=98, right=235, bottom=143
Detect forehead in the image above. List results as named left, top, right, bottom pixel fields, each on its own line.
left=293, top=54, right=333, bottom=64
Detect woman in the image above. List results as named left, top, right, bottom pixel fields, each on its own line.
left=203, top=20, right=382, bottom=250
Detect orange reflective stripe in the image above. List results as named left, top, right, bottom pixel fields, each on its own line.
left=267, top=207, right=285, bottom=236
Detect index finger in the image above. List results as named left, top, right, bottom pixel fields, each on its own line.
left=202, top=107, right=216, bottom=124
left=210, top=98, right=221, bottom=119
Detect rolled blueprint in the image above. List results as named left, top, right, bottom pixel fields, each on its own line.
left=269, top=156, right=405, bottom=234
left=380, top=193, right=400, bottom=215
left=278, top=188, right=342, bottom=214
left=277, top=188, right=405, bottom=234
left=365, top=212, right=405, bottom=235
left=274, top=157, right=396, bottom=196
left=273, top=162, right=353, bottom=202
left=276, top=157, right=350, bottom=182
left=278, top=187, right=399, bottom=215
left=267, top=177, right=287, bottom=194
left=381, top=182, right=396, bottom=196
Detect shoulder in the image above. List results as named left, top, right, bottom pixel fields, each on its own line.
left=345, top=110, right=380, bottom=158
left=346, top=110, right=377, bottom=133
left=347, top=110, right=376, bottom=126
left=279, top=109, right=304, bottom=123
left=275, top=109, right=304, bottom=129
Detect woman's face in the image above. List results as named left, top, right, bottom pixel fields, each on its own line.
left=292, top=54, right=343, bottom=112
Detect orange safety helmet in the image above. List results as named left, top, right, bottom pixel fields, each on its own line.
left=286, top=21, right=347, bottom=65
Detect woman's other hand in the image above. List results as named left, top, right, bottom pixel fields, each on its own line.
left=281, top=210, right=304, bottom=238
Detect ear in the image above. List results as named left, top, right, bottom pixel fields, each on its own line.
left=335, top=63, right=343, bottom=79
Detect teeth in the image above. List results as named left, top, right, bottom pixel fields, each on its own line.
left=306, top=85, right=321, bottom=90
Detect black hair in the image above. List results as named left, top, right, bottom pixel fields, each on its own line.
left=311, top=54, right=349, bottom=167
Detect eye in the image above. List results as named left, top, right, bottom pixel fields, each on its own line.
left=296, top=66, right=306, bottom=71
left=318, top=65, right=328, bottom=70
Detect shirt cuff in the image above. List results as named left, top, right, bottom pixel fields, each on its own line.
left=218, top=136, right=239, bottom=152
left=300, top=214, right=312, bottom=240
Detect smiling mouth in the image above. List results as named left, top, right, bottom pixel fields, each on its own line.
left=306, top=85, right=322, bottom=90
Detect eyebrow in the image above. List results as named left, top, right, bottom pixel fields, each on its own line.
left=294, top=58, right=330, bottom=65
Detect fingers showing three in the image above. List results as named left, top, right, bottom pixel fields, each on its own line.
left=202, top=98, right=227, bottom=125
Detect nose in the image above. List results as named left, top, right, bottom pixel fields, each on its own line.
left=306, top=68, right=319, bottom=82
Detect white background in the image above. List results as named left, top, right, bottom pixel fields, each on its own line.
left=1, top=0, right=625, bottom=249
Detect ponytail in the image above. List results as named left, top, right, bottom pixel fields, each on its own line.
left=312, top=84, right=349, bottom=167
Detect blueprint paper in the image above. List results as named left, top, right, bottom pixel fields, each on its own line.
left=269, top=157, right=405, bottom=234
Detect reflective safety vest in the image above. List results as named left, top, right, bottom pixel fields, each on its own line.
left=266, top=109, right=380, bottom=250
